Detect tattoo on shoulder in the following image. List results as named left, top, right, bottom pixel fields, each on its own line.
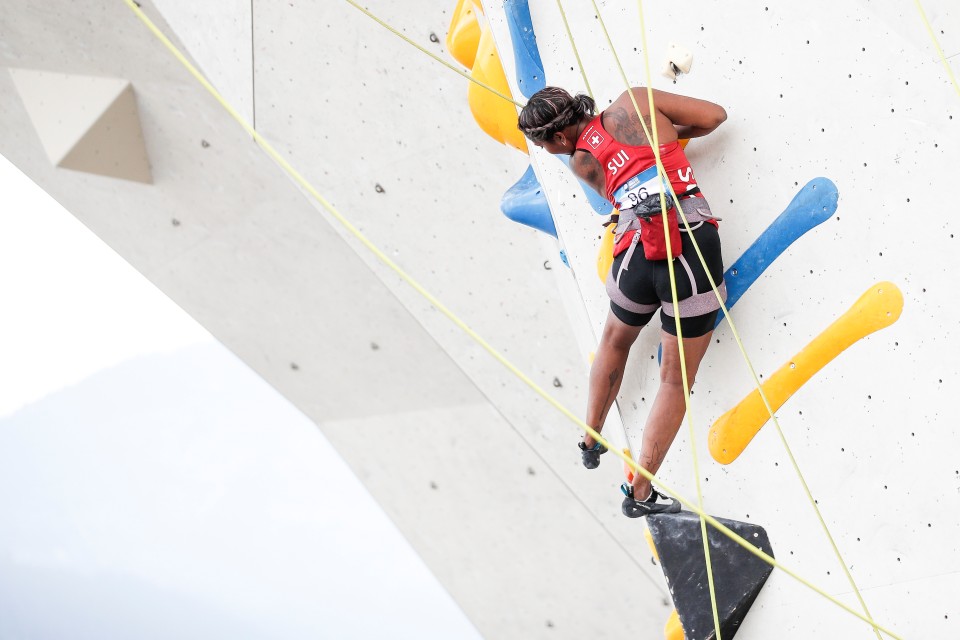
left=573, top=152, right=603, bottom=190
left=605, top=107, right=650, bottom=146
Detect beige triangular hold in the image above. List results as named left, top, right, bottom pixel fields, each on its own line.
left=9, top=69, right=128, bottom=164
left=9, top=69, right=152, bottom=184
left=58, top=84, right=152, bottom=184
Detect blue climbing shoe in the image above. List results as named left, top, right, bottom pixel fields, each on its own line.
left=578, top=440, right=607, bottom=469
left=620, top=483, right=681, bottom=518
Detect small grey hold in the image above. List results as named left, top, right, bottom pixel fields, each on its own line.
left=429, top=32, right=439, bottom=43
left=552, top=377, right=562, bottom=388
left=171, top=218, right=180, bottom=227
left=370, top=342, right=380, bottom=350
left=201, top=140, right=210, bottom=148
left=543, top=260, right=552, bottom=270
left=374, top=183, right=385, bottom=193
left=290, top=362, right=299, bottom=371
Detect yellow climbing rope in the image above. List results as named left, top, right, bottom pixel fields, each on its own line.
left=553, top=0, right=594, bottom=100
left=584, top=0, right=722, bottom=634
left=913, top=0, right=960, bottom=99
left=342, top=0, right=524, bottom=108
left=582, top=1, right=885, bottom=636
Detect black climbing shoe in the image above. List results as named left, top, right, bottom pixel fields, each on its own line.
left=620, top=483, right=681, bottom=518
left=578, top=440, right=607, bottom=469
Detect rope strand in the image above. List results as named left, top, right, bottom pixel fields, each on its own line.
left=589, top=1, right=883, bottom=635
left=586, top=1, right=723, bottom=634
left=553, top=0, right=593, bottom=99
left=913, top=0, right=960, bottom=99
left=342, top=0, right=524, bottom=108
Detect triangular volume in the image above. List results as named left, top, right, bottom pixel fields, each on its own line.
left=9, top=69, right=152, bottom=184
left=58, top=84, right=152, bottom=183
left=647, top=512, right=775, bottom=640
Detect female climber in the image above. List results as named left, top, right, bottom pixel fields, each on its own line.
left=517, top=86, right=727, bottom=518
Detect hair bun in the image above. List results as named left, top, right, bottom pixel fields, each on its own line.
left=518, top=87, right=595, bottom=142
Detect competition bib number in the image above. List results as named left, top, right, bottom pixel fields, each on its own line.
left=612, top=165, right=674, bottom=217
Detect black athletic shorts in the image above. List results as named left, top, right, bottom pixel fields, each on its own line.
left=606, top=220, right=726, bottom=337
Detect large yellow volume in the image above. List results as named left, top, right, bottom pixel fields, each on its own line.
left=709, top=281, right=904, bottom=465
left=446, top=0, right=483, bottom=68
left=468, top=27, right=527, bottom=152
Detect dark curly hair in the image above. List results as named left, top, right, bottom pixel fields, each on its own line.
left=517, top=87, right=596, bottom=142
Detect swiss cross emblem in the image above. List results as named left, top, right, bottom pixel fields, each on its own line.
left=583, top=126, right=604, bottom=149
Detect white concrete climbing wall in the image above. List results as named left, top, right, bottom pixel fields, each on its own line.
left=484, top=0, right=959, bottom=637
left=1, top=0, right=958, bottom=638
left=0, top=1, right=669, bottom=638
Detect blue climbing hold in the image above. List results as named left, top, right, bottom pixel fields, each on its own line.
left=503, top=0, right=545, bottom=99
left=716, top=177, right=838, bottom=327
left=501, top=164, right=557, bottom=237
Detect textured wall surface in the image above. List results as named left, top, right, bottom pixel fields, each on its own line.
left=0, top=1, right=669, bottom=638
left=1, top=0, right=957, bottom=638
left=485, top=1, right=959, bottom=637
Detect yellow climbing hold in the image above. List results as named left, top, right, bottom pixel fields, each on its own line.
left=664, top=608, right=684, bottom=640
left=468, top=27, right=527, bottom=152
left=621, top=447, right=634, bottom=483
left=446, top=0, right=483, bottom=68
left=596, top=219, right=615, bottom=282
left=709, top=282, right=904, bottom=464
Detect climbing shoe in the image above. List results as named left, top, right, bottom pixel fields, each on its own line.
left=620, top=483, right=681, bottom=518
left=578, top=440, right=607, bottom=469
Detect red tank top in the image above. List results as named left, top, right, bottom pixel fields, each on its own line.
left=574, top=113, right=704, bottom=208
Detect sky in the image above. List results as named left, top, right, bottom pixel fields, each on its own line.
left=0, top=153, right=482, bottom=639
